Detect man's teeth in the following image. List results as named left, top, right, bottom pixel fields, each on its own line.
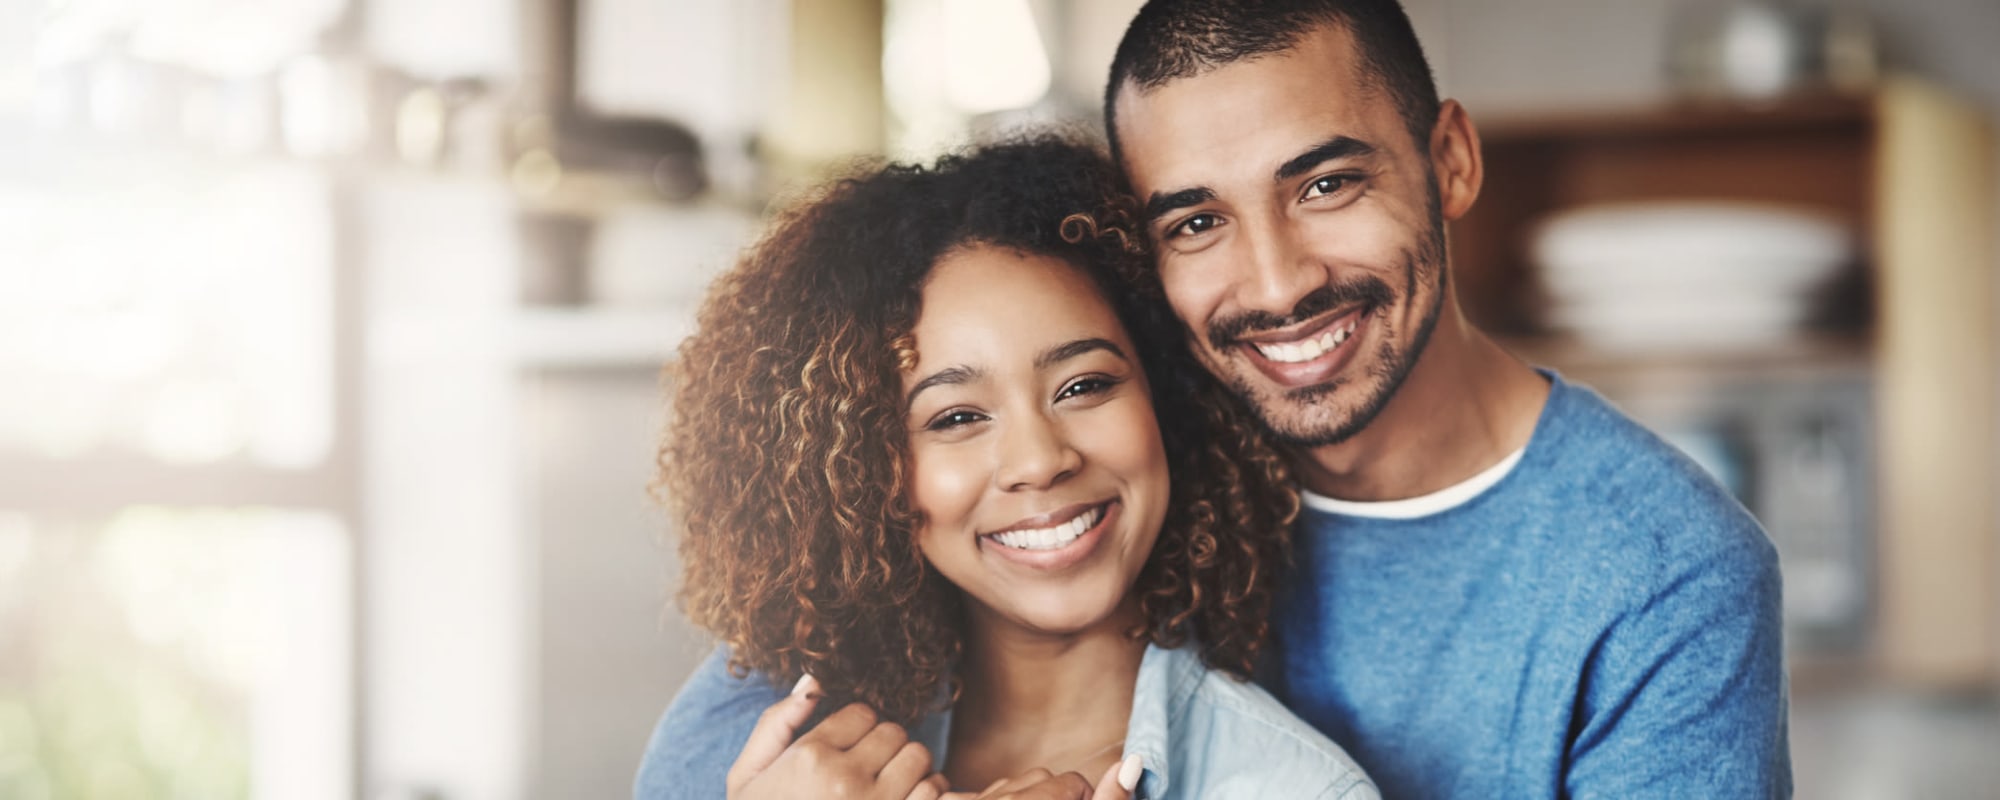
left=1253, top=318, right=1358, bottom=364
left=991, top=506, right=1102, bottom=551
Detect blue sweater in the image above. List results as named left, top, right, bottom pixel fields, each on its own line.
left=1273, top=372, right=1790, bottom=798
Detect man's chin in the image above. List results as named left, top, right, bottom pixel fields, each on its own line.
left=1237, top=383, right=1364, bottom=448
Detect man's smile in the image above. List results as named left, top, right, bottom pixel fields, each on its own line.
left=1234, top=307, right=1373, bottom=389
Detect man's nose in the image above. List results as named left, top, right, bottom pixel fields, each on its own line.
left=995, top=411, right=1082, bottom=492
left=1239, top=214, right=1322, bottom=318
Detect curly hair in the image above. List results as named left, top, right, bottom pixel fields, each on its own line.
left=658, top=134, right=1299, bottom=725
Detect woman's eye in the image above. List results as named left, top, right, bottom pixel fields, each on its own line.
left=1169, top=213, right=1220, bottom=239
left=1303, top=174, right=1354, bottom=201
left=1058, top=376, right=1119, bottom=400
left=926, top=410, right=987, bottom=431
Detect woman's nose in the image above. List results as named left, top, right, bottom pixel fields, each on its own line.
left=995, top=412, right=1082, bottom=492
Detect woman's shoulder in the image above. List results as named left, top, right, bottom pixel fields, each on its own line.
left=1139, top=645, right=1379, bottom=799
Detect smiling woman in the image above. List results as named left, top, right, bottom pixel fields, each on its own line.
left=660, top=136, right=1289, bottom=724
left=651, top=136, right=1378, bottom=798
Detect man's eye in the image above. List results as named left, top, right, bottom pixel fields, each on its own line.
left=1303, top=174, right=1354, bottom=200
left=1170, top=213, right=1220, bottom=238
left=926, top=410, right=987, bottom=431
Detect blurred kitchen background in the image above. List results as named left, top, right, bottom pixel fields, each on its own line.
left=0, top=0, right=1994, bottom=798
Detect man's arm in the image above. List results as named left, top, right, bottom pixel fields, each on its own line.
left=635, top=647, right=789, bottom=800
left=1564, top=532, right=1792, bottom=798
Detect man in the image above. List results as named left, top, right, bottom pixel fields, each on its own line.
left=1098, top=2, right=1787, bottom=797
left=637, top=1, right=1790, bottom=797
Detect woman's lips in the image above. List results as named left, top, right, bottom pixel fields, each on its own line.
left=986, top=502, right=1106, bottom=551
left=980, top=500, right=1121, bottom=572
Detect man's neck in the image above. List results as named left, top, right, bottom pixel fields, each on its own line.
left=1295, top=307, right=1548, bottom=501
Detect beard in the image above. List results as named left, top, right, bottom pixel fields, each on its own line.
left=1213, top=201, right=1450, bottom=449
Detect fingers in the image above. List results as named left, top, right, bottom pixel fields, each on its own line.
left=977, top=768, right=1091, bottom=800
left=877, top=739, right=935, bottom=789
left=978, top=769, right=1043, bottom=797
left=1019, top=771, right=1093, bottom=800
left=1091, top=754, right=1143, bottom=800
left=848, top=718, right=911, bottom=766
left=798, top=701, right=881, bottom=750
left=903, top=771, right=950, bottom=800
left=726, top=673, right=823, bottom=790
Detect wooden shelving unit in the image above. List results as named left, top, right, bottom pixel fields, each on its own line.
left=1454, top=79, right=1997, bottom=687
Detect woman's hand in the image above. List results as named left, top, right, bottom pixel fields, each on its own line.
left=726, top=675, right=949, bottom=800
left=940, top=754, right=1142, bottom=800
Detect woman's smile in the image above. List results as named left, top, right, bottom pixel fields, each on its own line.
left=981, top=499, right=1122, bottom=572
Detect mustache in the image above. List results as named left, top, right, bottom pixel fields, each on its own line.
left=1206, top=277, right=1395, bottom=351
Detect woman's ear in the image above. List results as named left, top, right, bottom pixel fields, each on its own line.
left=1429, top=99, right=1484, bottom=222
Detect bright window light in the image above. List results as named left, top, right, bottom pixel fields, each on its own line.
left=942, top=0, right=1050, bottom=114
left=0, top=164, right=335, bottom=468
left=0, top=507, right=351, bottom=800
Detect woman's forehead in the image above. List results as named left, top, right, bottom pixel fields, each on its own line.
left=906, top=247, right=1129, bottom=370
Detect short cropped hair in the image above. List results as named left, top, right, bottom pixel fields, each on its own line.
left=1105, top=0, right=1441, bottom=159
left=660, top=135, right=1299, bottom=724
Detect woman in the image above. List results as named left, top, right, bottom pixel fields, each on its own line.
left=660, top=136, right=1377, bottom=799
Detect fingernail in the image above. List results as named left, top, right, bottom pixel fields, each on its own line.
left=1118, top=754, right=1142, bottom=791
left=791, top=673, right=818, bottom=698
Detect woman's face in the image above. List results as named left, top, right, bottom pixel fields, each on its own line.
left=902, top=244, right=1170, bottom=639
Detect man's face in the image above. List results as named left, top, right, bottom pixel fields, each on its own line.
left=1113, top=24, right=1448, bottom=448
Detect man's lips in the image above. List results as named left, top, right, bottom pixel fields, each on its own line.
left=1231, top=307, right=1371, bottom=387
left=1235, top=306, right=1367, bottom=363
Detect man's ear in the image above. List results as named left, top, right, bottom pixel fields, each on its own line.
left=1429, top=99, right=1483, bottom=222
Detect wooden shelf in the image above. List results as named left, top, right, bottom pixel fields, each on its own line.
left=1475, top=93, right=1874, bottom=141
left=1455, top=93, right=1876, bottom=336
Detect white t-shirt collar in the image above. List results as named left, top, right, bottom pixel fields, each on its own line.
left=1300, top=446, right=1527, bottom=520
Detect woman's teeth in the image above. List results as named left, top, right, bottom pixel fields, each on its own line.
left=1254, top=317, right=1358, bottom=364
left=991, top=506, right=1102, bottom=551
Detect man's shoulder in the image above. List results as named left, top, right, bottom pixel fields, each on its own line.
left=1526, top=375, right=1778, bottom=586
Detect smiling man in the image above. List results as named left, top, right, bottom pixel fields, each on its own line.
left=1103, top=1, right=1789, bottom=797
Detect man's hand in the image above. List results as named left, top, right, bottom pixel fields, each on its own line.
left=726, top=675, right=944, bottom=800
left=939, top=754, right=1141, bottom=800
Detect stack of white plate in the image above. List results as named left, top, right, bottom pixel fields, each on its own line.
left=1530, top=202, right=1852, bottom=350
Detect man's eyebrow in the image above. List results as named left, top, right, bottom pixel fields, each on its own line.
left=1142, top=187, right=1216, bottom=225
left=904, top=365, right=982, bottom=409
left=1274, top=136, right=1377, bottom=182
left=1037, top=337, right=1128, bottom=370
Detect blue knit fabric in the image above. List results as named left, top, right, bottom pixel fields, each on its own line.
left=1272, top=372, right=1791, bottom=798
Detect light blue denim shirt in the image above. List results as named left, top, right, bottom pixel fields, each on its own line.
left=638, top=641, right=1377, bottom=799
left=909, top=643, right=1378, bottom=799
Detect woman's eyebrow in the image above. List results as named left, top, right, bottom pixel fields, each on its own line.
left=1037, top=337, right=1128, bottom=370
left=905, top=365, right=982, bottom=409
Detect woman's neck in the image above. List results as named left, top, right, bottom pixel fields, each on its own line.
left=944, top=602, right=1148, bottom=790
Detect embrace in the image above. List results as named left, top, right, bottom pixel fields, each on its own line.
left=637, top=2, right=1790, bottom=798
